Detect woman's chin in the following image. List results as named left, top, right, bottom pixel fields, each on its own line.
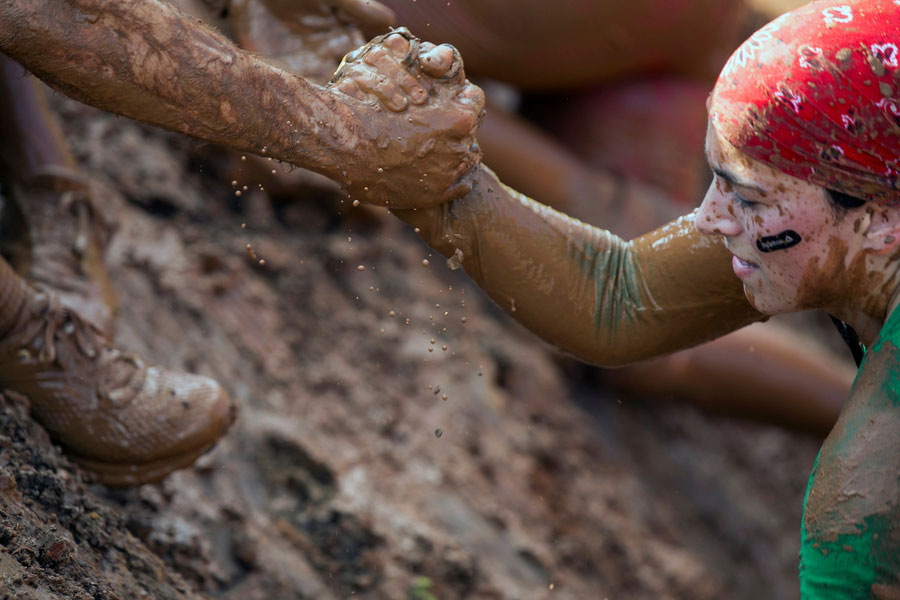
left=742, top=285, right=794, bottom=316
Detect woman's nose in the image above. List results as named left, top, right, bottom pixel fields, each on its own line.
left=696, top=181, right=742, bottom=237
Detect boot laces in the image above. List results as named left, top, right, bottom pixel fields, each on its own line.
left=8, top=286, right=102, bottom=364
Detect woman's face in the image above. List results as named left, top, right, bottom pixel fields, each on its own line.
left=696, top=122, right=868, bottom=315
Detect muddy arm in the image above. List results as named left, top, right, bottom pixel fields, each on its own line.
left=0, top=0, right=352, bottom=177
left=0, top=1, right=478, bottom=207
left=394, top=165, right=764, bottom=366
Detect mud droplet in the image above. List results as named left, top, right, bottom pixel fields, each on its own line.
left=357, top=265, right=366, bottom=271
left=441, top=345, right=447, bottom=351
left=460, top=316, right=467, bottom=323
left=389, top=310, right=396, bottom=317
left=259, top=259, right=266, bottom=266
left=235, top=190, right=242, bottom=197
left=422, top=259, right=430, bottom=267
left=241, top=155, right=246, bottom=161
left=441, top=394, right=448, bottom=401
left=241, top=223, right=247, bottom=230
left=446, top=248, right=464, bottom=270
left=434, top=428, right=443, bottom=438
left=414, top=227, right=421, bottom=233
left=352, top=200, right=360, bottom=207
left=231, top=180, right=238, bottom=186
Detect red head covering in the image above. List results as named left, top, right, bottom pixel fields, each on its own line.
left=710, top=0, right=900, bottom=204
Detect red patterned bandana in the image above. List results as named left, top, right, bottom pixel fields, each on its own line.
left=710, top=0, right=900, bottom=204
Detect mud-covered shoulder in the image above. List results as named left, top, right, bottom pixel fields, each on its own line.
left=800, top=333, right=900, bottom=595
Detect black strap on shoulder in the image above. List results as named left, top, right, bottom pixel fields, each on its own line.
left=829, top=315, right=865, bottom=367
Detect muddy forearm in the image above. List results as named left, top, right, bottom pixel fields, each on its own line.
left=0, top=0, right=359, bottom=182
left=395, top=165, right=763, bottom=366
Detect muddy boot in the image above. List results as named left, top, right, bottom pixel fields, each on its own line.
left=0, top=257, right=236, bottom=486
left=10, top=167, right=119, bottom=335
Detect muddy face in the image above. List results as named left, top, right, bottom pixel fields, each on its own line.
left=697, top=121, right=873, bottom=316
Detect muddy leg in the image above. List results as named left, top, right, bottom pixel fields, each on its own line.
left=603, top=322, right=851, bottom=436
left=0, top=55, right=237, bottom=486
left=227, top=0, right=380, bottom=84
left=373, top=0, right=748, bottom=88
left=533, top=78, right=712, bottom=210
left=477, top=103, right=681, bottom=239
left=0, top=55, right=117, bottom=333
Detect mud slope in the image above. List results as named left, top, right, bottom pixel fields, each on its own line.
left=0, top=95, right=820, bottom=600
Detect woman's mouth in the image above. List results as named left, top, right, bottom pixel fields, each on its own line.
left=731, top=254, right=758, bottom=278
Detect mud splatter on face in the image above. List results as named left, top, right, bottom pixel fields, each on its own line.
left=796, top=236, right=887, bottom=319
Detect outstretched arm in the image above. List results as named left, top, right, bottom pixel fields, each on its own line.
left=394, top=170, right=763, bottom=365
left=329, top=34, right=764, bottom=366
left=0, top=0, right=480, bottom=207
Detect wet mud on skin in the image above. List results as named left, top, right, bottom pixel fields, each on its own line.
left=0, top=0, right=482, bottom=210
left=796, top=236, right=891, bottom=322
left=0, top=91, right=828, bottom=599
left=799, top=317, right=900, bottom=594
left=396, top=166, right=762, bottom=366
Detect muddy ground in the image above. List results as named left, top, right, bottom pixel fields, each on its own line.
left=0, top=89, right=830, bottom=600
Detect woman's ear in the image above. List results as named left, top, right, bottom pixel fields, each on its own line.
left=862, top=203, right=900, bottom=254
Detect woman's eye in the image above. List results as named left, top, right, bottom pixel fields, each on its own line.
left=734, top=194, right=758, bottom=208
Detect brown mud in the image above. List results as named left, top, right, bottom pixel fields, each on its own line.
left=0, top=81, right=828, bottom=600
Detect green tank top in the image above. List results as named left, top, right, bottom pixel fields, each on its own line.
left=798, top=307, right=900, bottom=598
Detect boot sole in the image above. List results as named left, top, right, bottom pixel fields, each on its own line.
left=70, top=439, right=219, bottom=487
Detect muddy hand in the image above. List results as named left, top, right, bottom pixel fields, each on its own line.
left=328, top=28, right=485, bottom=208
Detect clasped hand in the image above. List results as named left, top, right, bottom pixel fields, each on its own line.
left=328, top=28, right=485, bottom=208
